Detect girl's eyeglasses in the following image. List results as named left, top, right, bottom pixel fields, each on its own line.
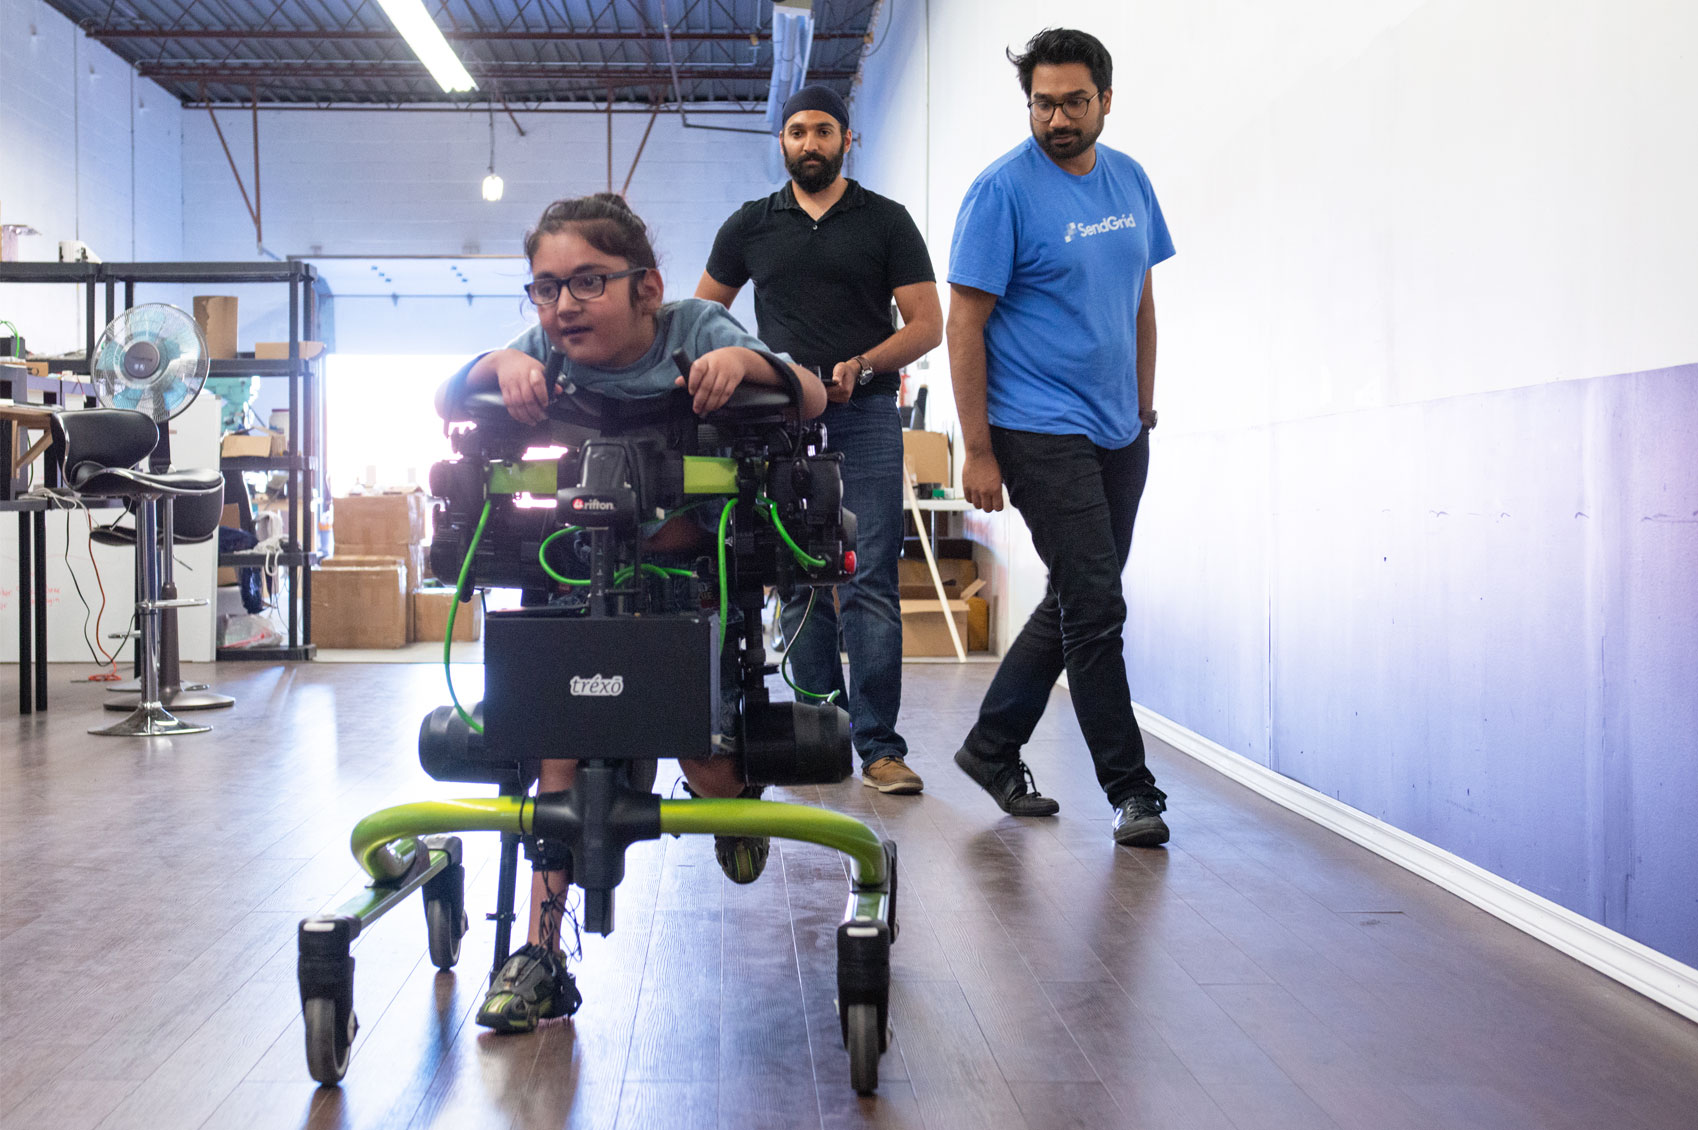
left=525, top=267, right=649, bottom=305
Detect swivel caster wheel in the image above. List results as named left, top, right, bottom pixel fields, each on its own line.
left=422, top=852, right=468, bottom=971
left=298, top=914, right=359, bottom=1086
left=303, top=997, right=358, bottom=1084
left=424, top=896, right=468, bottom=970
left=844, top=1002, right=884, bottom=1095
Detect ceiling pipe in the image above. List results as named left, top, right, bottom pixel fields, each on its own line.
left=650, top=0, right=771, bottom=135
left=81, top=26, right=867, bottom=42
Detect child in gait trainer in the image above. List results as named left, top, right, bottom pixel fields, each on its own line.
left=440, top=193, right=825, bottom=1032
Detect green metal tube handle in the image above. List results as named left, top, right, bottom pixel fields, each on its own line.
left=352, top=797, right=529, bottom=882
left=349, top=796, right=887, bottom=887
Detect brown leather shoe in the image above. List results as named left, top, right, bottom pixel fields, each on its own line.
left=861, top=756, right=924, bottom=794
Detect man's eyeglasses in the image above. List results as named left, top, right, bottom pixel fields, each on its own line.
left=1028, top=92, right=1101, bottom=122
left=524, top=267, right=648, bottom=305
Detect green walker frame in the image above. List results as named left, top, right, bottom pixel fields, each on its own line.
left=296, top=789, right=898, bottom=1094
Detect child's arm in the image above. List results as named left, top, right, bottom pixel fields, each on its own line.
left=434, top=339, right=553, bottom=423
left=677, top=347, right=827, bottom=419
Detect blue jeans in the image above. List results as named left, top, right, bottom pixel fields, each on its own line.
left=779, top=395, right=909, bottom=768
left=963, top=427, right=1163, bottom=810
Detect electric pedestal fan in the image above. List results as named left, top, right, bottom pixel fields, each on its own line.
left=88, top=303, right=234, bottom=732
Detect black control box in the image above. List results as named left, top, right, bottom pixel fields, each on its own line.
left=482, top=609, right=719, bottom=762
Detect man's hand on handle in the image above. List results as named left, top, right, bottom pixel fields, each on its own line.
left=827, top=360, right=859, bottom=404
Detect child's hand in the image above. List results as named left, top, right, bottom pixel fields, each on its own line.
left=493, top=349, right=552, bottom=424
left=676, top=348, right=748, bottom=415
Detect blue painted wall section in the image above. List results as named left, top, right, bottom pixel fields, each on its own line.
left=1127, top=364, right=1698, bottom=965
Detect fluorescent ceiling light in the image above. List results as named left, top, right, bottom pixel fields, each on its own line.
left=376, top=0, right=477, bottom=93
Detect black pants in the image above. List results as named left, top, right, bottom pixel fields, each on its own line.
left=963, top=426, right=1163, bottom=810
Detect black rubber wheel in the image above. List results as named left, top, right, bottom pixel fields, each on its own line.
left=845, top=1002, right=880, bottom=1094
left=303, top=997, right=354, bottom=1084
left=425, top=897, right=465, bottom=970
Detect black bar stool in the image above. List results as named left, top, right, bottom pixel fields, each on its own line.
left=49, top=408, right=226, bottom=737
left=94, top=485, right=235, bottom=712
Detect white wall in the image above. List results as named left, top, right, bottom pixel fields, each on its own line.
left=853, top=0, right=1698, bottom=435
left=0, top=0, right=184, bottom=351
left=179, top=108, right=786, bottom=353
left=848, top=0, right=1698, bottom=963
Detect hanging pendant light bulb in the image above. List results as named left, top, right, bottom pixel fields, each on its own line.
left=481, top=100, right=504, bottom=202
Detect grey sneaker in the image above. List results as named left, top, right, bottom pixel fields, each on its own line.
left=1111, top=794, right=1170, bottom=847
left=953, top=746, right=1060, bottom=817
left=476, top=943, right=582, bottom=1033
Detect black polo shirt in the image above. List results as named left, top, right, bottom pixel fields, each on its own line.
left=705, top=179, right=934, bottom=399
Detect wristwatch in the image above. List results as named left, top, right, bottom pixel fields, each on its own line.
left=853, top=355, right=875, bottom=386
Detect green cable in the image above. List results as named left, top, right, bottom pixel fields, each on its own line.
left=538, top=525, right=586, bottom=585
left=613, top=562, right=695, bottom=585
left=716, top=499, right=735, bottom=652
left=446, top=501, right=492, bottom=734
left=759, top=498, right=828, bottom=569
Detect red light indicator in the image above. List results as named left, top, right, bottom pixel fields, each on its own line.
left=843, top=551, right=857, bottom=574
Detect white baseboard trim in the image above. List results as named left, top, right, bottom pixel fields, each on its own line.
left=1133, top=702, right=1698, bottom=1024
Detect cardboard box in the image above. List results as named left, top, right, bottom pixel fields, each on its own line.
left=966, top=595, right=990, bottom=652
left=220, top=431, right=274, bottom=460
left=898, top=557, right=978, bottom=599
left=902, top=429, right=951, bottom=486
left=255, top=340, right=328, bottom=361
left=328, top=548, right=425, bottom=627
left=193, top=296, right=238, bottom=359
left=901, top=579, right=988, bottom=656
left=412, top=587, right=482, bottom=642
left=334, top=491, right=429, bottom=548
left=313, top=560, right=408, bottom=648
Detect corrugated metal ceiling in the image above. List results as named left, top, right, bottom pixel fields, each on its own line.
left=43, top=0, right=877, bottom=108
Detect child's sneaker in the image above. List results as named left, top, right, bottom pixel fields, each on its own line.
left=475, top=943, right=581, bottom=1033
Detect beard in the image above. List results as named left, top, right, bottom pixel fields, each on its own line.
left=1034, top=115, right=1104, bottom=163
left=785, top=145, right=845, bottom=193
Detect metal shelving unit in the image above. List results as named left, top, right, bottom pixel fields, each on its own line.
left=0, top=260, right=325, bottom=661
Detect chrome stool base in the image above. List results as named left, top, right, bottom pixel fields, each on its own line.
left=90, top=702, right=213, bottom=737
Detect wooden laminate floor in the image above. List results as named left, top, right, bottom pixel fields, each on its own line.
left=2, top=661, right=1695, bottom=1130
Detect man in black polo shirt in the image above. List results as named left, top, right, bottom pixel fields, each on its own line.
left=697, top=85, right=942, bottom=794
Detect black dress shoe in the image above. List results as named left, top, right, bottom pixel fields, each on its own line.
left=953, top=747, right=1061, bottom=817
left=1111, top=794, right=1170, bottom=847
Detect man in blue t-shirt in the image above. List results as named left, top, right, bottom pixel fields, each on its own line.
left=947, top=28, right=1176, bottom=848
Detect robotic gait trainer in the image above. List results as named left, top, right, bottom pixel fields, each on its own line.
left=296, top=351, right=898, bottom=1093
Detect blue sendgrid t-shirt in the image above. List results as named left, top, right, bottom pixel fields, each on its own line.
left=949, top=137, right=1175, bottom=448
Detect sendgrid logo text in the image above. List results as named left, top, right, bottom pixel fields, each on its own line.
left=1064, top=213, right=1138, bottom=242
left=570, top=674, right=625, bottom=697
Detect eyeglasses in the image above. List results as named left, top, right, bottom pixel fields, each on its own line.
left=524, top=267, right=648, bottom=305
left=1028, top=92, right=1100, bottom=122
